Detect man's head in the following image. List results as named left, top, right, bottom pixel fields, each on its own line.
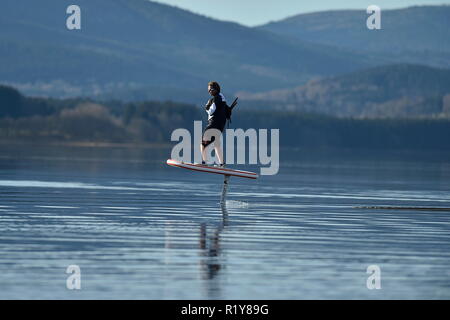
left=208, top=81, right=220, bottom=96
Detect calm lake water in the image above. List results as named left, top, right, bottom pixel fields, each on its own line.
left=0, top=144, right=449, bottom=299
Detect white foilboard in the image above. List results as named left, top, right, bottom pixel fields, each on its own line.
left=166, top=159, right=258, bottom=179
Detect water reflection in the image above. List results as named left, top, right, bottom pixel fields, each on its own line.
left=199, top=204, right=228, bottom=298
left=162, top=203, right=229, bottom=298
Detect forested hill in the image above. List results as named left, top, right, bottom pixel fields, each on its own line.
left=238, top=64, right=450, bottom=118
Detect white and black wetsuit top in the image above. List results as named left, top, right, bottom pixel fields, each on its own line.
left=205, top=93, right=227, bottom=132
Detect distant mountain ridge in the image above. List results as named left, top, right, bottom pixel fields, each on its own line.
left=1, top=1, right=448, bottom=112
left=238, top=64, right=450, bottom=118
left=0, top=0, right=373, bottom=102
left=259, top=5, right=450, bottom=69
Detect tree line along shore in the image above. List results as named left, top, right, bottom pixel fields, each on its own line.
left=1, top=85, right=450, bottom=149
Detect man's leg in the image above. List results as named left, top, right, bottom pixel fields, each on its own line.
left=201, top=138, right=215, bottom=164
left=214, top=135, right=224, bottom=165
left=201, top=128, right=219, bottom=164
left=201, top=142, right=208, bottom=163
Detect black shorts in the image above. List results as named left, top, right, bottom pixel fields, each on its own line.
left=202, top=119, right=225, bottom=147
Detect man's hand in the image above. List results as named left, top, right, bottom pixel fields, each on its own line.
left=205, top=98, right=213, bottom=110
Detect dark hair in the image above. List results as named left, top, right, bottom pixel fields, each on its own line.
left=208, top=81, right=221, bottom=93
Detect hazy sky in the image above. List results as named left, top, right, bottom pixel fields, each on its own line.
left=152, top=0, right=450, bottom=26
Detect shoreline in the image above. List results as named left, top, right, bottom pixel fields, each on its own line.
left=0, top=140, right=173, bottom=149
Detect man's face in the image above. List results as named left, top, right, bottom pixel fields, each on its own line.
left=208, top=85, right=217, bottom=96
